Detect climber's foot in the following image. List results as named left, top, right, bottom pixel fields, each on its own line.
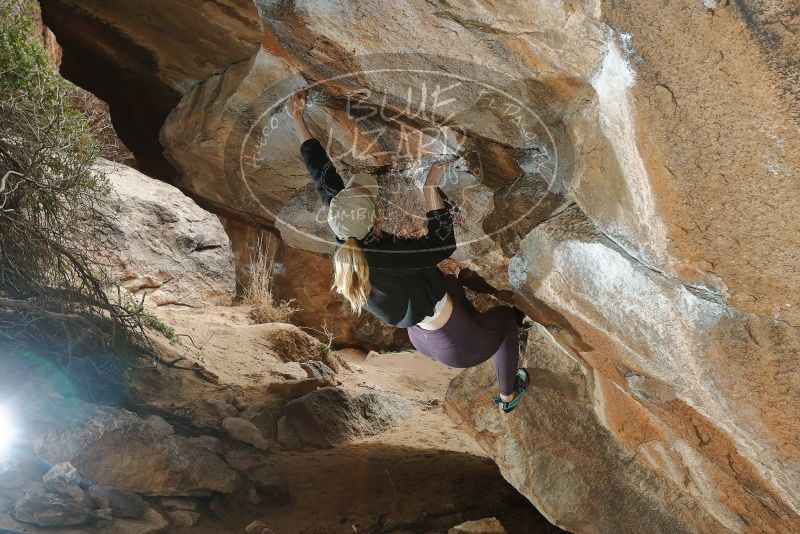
left=493, top=368, right=530, bottom=414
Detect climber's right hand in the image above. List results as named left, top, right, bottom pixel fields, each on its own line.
left=286, top=89, right=308, bottom=119
left=424, top=159, right=452, bottom=188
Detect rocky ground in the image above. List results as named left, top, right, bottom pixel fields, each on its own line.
left=0, top=305, right=559, bottom=534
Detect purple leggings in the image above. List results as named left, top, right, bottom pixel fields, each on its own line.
left=408, top=275, right=519, bottom=395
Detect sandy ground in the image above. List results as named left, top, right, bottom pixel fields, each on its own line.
left=149, top=305, right=485, bottom=457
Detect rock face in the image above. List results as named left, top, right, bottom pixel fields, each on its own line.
left=493, top=207, right=799, bottom=532
left=240, top=402, right=278, bottom=440
left=451, top=205, right=800, bottom=534
left=29, top=396, right=238, bottom=496
left=446, top=324, right=725, bottom=534
left=13, top=491, right=96, bottom=527
left=222, top=417, right=271, bottom=451
left=88, top=484, right=149, bottom=519
left=95, top=158, right=236, bottom=307
left=41, top=462, right=84, bottom=501
left=285, top=387, right=413, bottom=448
left=39, top=0, right=262, bottom=177
left=448, top=517, right=507, bottom=534
left=103, top=508, right=169, bottom=534
left=39, top=0, right=800, bottom=533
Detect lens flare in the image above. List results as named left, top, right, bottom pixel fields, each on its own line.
left=0, top=406, right=17, bottom=457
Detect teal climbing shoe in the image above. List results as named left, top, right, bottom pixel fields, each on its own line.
left=493, top=368, right=530, bottom=413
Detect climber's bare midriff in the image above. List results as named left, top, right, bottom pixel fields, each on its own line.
left=416, top=293, right=453, bottom=330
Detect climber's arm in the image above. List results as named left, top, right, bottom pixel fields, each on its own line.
left=287, top=90, right=313, bottom=142
left=287, top=90, right=344, bottom=206
left=412, top=160, right=457, bottom=264
left=410, top=160, right=458, bottom=264
left=422, top=160, right=447, bottom=211
left=299, top=139, right=345, bottom=206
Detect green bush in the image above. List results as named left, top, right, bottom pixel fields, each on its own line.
left=0, top=1, right=146, bottom=358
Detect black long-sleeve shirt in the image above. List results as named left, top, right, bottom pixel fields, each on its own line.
left=300, top=138, right=456, bottom=327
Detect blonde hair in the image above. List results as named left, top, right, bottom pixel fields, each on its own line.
left=332, top=237, right=371, bottom=314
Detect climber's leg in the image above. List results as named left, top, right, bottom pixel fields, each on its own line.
left=474, top=306, right=520, bottom=397
left=408, top=295, right=479, bottom=367
left=409, top=301, right=520, bottom=397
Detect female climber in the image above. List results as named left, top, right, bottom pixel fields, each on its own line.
left=285, top=89, right=529, bottom=413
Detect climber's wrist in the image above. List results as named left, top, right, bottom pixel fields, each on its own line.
left=291, top=114, right=306, bottom=129
left=292, top=115, right=313, bottom=142
left=422, top=185, right=445, bottom=211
